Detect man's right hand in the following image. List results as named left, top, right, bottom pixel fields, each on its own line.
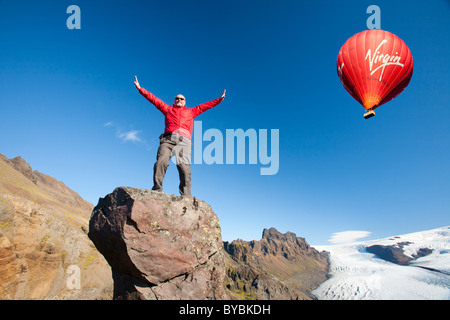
left=134, top=75, right=141, bottom=90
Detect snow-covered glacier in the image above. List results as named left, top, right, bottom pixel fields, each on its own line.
left=312, top=226, right=450, bottom=300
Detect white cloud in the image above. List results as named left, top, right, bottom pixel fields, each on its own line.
left=329, top=231, right=371, bottom=244
left=118, top=130, right=143, bottom=143
left=105, top=122, right=149, bottom=147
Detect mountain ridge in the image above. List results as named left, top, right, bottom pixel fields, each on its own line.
left=0, top=154, right=92, bottom=213
left=0, top=153, right=113, bottom=299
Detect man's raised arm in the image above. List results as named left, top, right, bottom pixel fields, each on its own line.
left=134, top=75, right=170, bottom=114
left=191, top=89, right=226, bottom=118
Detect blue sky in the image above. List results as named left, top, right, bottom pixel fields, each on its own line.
left=1, top=0, right=449, bottom=245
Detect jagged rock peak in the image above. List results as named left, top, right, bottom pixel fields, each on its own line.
left=10, top=155, right=32, bottom=170
left=262, top=227, right=298, bottom=242
left=224, top=227, right=329, bottom=300
left=6, top=155, right=35, bottom=181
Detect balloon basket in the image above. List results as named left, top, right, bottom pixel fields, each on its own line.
left=364, top=110, right=375, bottom=119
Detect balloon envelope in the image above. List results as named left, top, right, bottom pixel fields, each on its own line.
left=337, top=30, right=413, bottom=114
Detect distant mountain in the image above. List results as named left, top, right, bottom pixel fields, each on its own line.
left=312, top=226, right=450, bottom=300
left=223, top=227, right=329, bottom=299
left=0, top=153, right=113, bottom=299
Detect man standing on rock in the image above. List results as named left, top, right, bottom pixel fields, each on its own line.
left=134, top=75, right=225, bottom=197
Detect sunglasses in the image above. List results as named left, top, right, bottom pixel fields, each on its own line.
left=175, top=97, right=185, bottom=100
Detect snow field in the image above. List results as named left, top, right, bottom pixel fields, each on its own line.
left=312, top=227, right=450, bottom=300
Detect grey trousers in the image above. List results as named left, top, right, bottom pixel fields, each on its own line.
left=152, top=134, right=192, bottom=196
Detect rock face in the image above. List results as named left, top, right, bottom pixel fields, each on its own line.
left=88, top=187, right=227, bottom=300
left=0, top=153, right=112, bottom=300
left=223, top=228, right=329, bottom=300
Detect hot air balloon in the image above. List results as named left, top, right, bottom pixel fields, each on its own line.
left=337, top=30, right=413, bottom=119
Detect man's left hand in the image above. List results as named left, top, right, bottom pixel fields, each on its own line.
left=220, top=89, right=226, bottom=101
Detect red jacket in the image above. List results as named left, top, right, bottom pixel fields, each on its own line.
left=139, top=87, right=221, bottom=139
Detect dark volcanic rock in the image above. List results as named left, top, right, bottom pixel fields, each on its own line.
left=88, top=187, right=227, bottom=300
left=412, top=247, right=433, bottom=259
left=366, top=244, right=413, bottom=265
left=366, top=242, right=433, bottom=266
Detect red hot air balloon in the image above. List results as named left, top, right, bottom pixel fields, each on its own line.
left=337, top=30, right=413, bottom=119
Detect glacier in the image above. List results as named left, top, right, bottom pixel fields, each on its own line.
left=311, top=226, right=450, bottom=300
